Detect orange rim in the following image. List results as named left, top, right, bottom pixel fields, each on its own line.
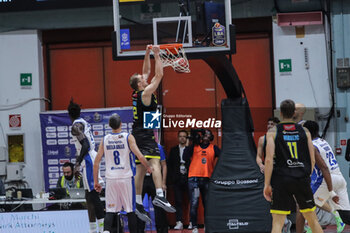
left=150, top=44, right=183, bottom=54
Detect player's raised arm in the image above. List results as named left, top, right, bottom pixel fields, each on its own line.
left=143, top=45, right=163, bottom=99
left=128, top=134, right=152, bottom=173
left=142, top=45, right=151, bottom=82
left=93, top=141, right=104, bottom=193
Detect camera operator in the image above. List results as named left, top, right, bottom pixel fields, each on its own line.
left=183, top=129, right=220, bottom=233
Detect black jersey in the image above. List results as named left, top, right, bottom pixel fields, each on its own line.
left=273, top=122, right=311, bottom=178
left=132, top=90, right=157, bottom=129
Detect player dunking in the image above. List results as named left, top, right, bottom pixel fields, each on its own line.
left=264, top=99, right=323, bottom=233
left=93, top=113, right=152, bottom=233
left=67, top=99, right=105, bottom=233
left=129, top=45, right=175, bottom=220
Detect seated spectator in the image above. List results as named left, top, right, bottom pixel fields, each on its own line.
left=57, top=162, right=84, bottom=192
left=52, top=162, right=84, bottom=210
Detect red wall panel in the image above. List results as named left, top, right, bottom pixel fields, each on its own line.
left=50, top=47, right=104, bottom=110
left=104, top=47, right=142, bottom=107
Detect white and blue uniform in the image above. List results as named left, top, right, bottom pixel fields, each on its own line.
left=311, top=138, right=350, bottom=210
left=72, top=118, right=103, bottom=192
left=104, top=132, right=136, bottom=213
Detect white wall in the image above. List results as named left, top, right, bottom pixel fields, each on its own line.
left=273, top=22, right=332, bottom=109
left=0, top=30, right=45, bottom=195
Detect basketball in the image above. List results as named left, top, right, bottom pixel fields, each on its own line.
left=174, top=58, right=187, bottom=67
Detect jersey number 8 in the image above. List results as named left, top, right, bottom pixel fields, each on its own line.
left=113, top=150, right=120, bottom=165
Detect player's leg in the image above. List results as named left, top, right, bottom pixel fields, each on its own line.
left=121, top=177, right=138, bottom=233
left=295, top=177, right=323, bottom=233
left=333, top=174, right=350, bottom=225
left=188, top=177, right=200, bottom=232
left=104, top=178, right=119, bottom=233
left=85, top=152, right=105, bottom=232
left=134, top=163, right=150, bottom=222
left=271, top=214, right=286, bottom=233
left=301, top=211, right=323, bottom=233
left=150, top=158, right=175, bottom=212
left=82, top=160, right=100, bottom=233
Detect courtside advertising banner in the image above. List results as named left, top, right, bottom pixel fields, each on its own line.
left=39, top=107, right=133, bottom=191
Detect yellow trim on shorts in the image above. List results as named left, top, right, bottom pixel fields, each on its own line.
left=300, top=206, right=316, bottom=213
left=270, top=210, right=291, bottom=215
left=135, top=155, right=160, bottom=163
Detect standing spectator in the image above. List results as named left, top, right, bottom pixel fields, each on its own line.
left=184, top=129, right=220, bottom=233
left=168, top=130, right=190, bottom=230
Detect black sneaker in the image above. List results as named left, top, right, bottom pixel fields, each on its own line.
left=152, top=195, right=176, bottom=213
left=135, top=203, right=151, bottom=223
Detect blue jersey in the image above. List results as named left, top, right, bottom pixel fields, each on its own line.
left=158, top=144, right=166, bottom=162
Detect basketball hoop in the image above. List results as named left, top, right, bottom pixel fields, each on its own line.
left=155, top=44, right=190, bottom=73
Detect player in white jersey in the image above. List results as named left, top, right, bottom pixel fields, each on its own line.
left=302, top=121, right=350, bottom=232
left=93, top=113, right=152, bottom=233
left=68, top=100, right=105, bottom=233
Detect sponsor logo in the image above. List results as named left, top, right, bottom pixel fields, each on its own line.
left=93, top=130, right=104, bottom=136
left=94, top=112, right=102, bottom=122
left=213, top=179, right=259, bottom=186
left=286, top=159, right=304, bottom=167
left=58, top=139, right=69, bottom=145
left=49, top=179, right=58, bottom=185
left=59, top=159, right=70, bottom=165
left=48, top=166, right=59, bottom=172
left=48, top=173, right=59, bottom=178
left=45, top=127, right=56, bottom=132
left=48, top=159, right=59, bottom=165
left=93, top=124, right=104, bottom=130
left=57, top=132, right=69, bottom=138
left=46, top=140, right=57, bottom=145
left=47, top=150, right=59, bottom=156
left=144, top=110, right=161, bottom=129
left=46, top=133, right=57, bottom=138
left=64, top=146, right=71, bottom=156
left=48, top=116, right=53, bottom=124
left=283, top=124, right=296, bottom=131
left=57, top=126, right=68, bottom=132
left=227, top=219, right=249, bottom=230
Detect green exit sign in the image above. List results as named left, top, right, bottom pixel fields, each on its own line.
left=279, top=59, right=292, bottom=73
left=20, top=73, right=32, bottom=87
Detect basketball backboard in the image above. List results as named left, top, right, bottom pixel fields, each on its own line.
left=112, top=0, right=235, bottom=60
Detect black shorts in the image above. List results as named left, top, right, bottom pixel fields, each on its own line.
left=132, top=127, right=160, bottom=164
left=270, top=175, right=315, bottom=215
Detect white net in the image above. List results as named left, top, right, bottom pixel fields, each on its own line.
left=158, top=46, right=190, bottom=73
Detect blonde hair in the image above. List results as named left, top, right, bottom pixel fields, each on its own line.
left=130, top=73, right=140, bottom=90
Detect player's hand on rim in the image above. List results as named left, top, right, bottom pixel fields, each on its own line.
left=152, top=45, right=160, bottom=54
left=263, top=184, right=272, bottom=202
